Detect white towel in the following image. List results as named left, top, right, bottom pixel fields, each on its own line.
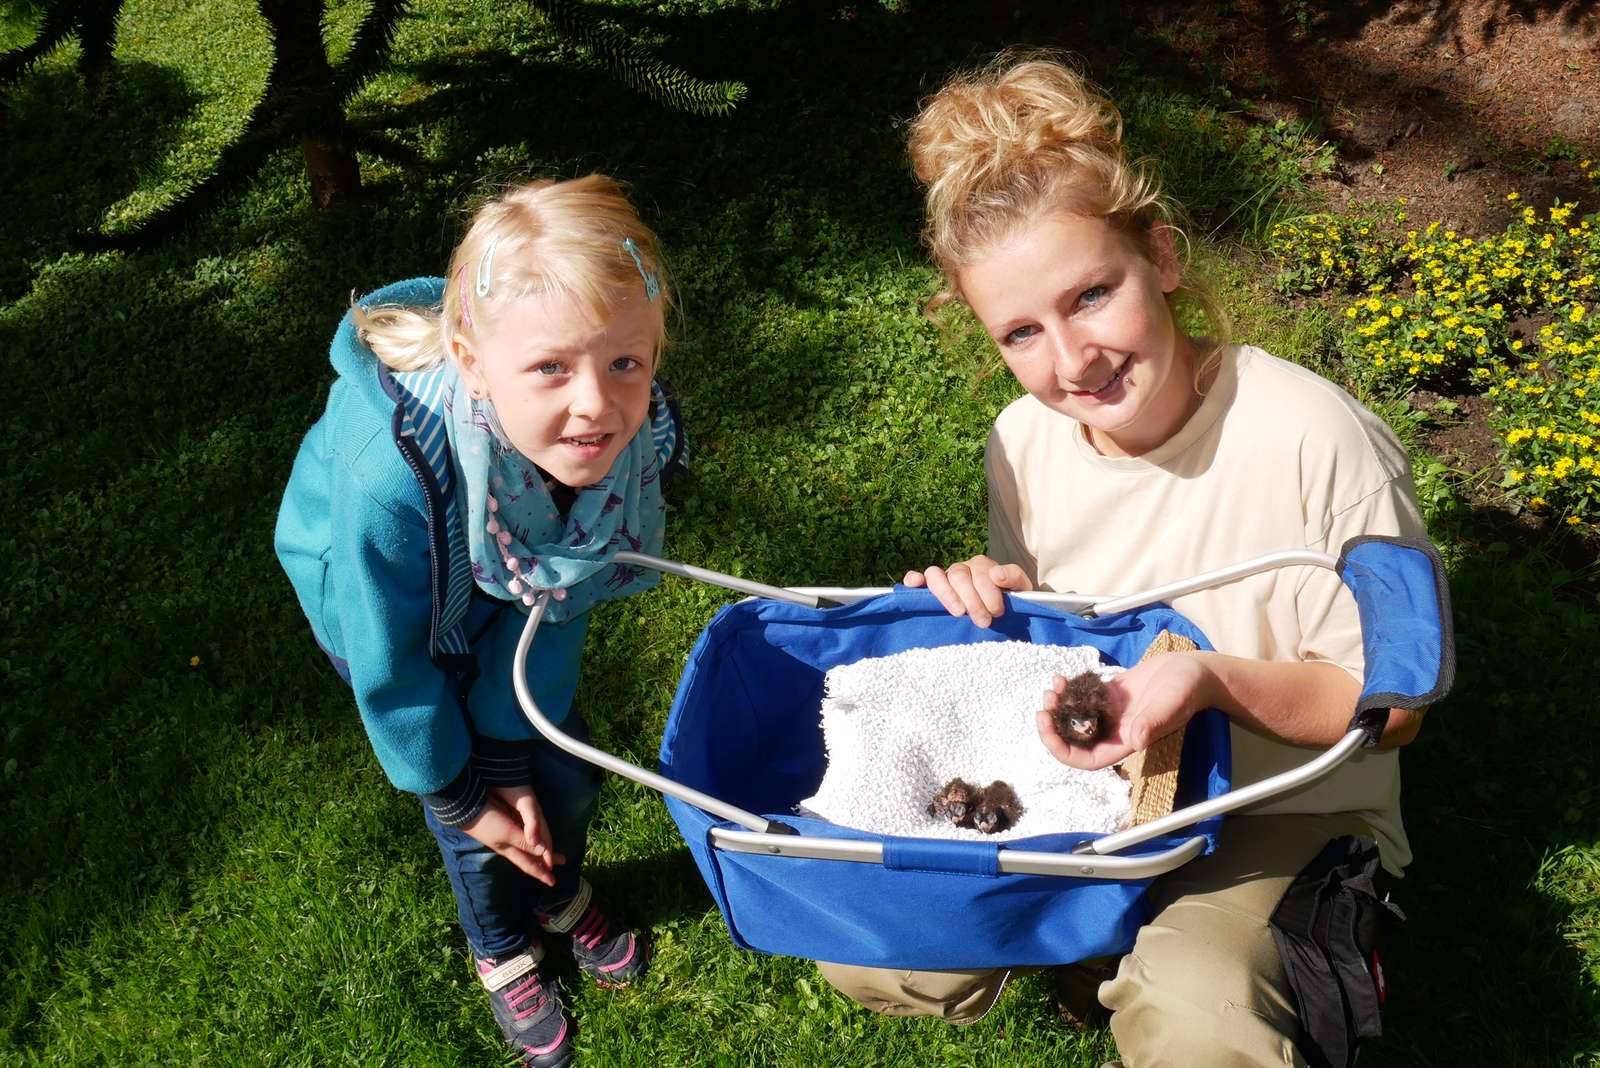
left=797, top=641, right=1132, bottom=840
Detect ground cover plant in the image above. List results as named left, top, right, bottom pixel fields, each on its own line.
left=1272, top=171, right=1600, bottom=527
left=2, top=1, right=1597, bottom=1065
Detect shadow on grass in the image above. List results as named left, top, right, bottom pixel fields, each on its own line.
left=1374, top=505, right=1600, bottom=1064
left=0, top=59, right=199, bottom=301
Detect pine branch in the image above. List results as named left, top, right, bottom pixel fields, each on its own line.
left=528, top=0, right=745, bottom=116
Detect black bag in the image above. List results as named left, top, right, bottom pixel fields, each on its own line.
left=1269, top=835, right=1405, bottom=1068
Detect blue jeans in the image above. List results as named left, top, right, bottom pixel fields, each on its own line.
left=421, top=713, right=603, bottom=961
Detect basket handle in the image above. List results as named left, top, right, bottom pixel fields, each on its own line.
left=513, top=542, right=1453, bottom=861
left=511, top=591, right=791, bottom=835
left=1334, top=536, right=1455, bottom=744
left=1076, top=535, right=1454, bottom=857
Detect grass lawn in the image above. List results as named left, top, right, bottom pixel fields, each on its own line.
left=2, top=1, right=1596, bottom=1064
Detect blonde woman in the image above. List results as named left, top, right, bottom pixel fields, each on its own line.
left=819, top=56, right=1430, bottom=1068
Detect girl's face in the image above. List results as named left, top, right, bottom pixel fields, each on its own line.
left=455, top=292, right=658, bottom=488
left=958, top=212, right=1199, bottom=458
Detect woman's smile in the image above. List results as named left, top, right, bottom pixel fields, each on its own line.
left=958, top=212, right=1199, bottom=458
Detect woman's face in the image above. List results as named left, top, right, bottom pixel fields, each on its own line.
left=958, top=212, right=1199, bottom=458
left=455, top=291, right=658, bottom=488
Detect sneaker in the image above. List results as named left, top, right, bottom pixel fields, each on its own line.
left=536, top=877, right=648, bottom=988
left=476, top=945, right=574, bottom=1068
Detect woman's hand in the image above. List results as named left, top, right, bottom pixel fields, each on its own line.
left=904, top=554, right=1033, bottom=628
left=1037, top=652, right=1211, bottom=771
left=461, top=785, right=566, bottom=886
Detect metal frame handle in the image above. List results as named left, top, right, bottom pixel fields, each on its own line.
left=511, top=550, right=1368, bottom=872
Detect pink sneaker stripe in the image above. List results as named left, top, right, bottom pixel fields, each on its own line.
left=596, top=935, right=637, bottom=973
left=523, top=1018, right=569, bottom=1057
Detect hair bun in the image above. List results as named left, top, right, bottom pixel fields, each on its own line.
left=909, top=58, right=1122, bottom=192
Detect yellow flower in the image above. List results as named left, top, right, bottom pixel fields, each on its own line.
left=189, top=656, right=202, bottom=668
left=1506, top=191, right=1521, bottom=201
left=1568, top=516, right=1584, bottom=526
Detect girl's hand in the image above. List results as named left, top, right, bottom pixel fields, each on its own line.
left=462, top=787, right=567, bottom=886
left=904, top=554, right=1033, bottom=628
left=1037, top=653, right=1211, bottom=771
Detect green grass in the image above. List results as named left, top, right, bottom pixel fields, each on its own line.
left=2, top=1, right=1597, bottom=1065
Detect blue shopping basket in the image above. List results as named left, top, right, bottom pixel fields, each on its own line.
left=511, top=537, right=1453, bottom=970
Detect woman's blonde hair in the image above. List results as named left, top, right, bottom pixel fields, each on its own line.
left=353, top=174, right=673, bottom=372
left=907, top=51, right=1228, bottom=382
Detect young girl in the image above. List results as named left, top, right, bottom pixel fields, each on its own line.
left=275, top=176, right=684, bottom=1068
left=816, top=57, right=1431, bottom=1067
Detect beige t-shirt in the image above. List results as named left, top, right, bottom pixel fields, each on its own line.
left=986, top=343, right=1426, bottom=873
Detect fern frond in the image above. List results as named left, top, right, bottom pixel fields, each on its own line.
left=529, top=0, right=745, bottom=116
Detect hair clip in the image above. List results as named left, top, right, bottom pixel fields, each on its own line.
left=475, top=234, right=501, bottom=299
left=622, top=237, right=661, bottom=302
left=457, top=265, right=475, bottom=332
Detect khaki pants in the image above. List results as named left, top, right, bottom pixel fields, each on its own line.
left=816, top=813, right=1377, bottom=1068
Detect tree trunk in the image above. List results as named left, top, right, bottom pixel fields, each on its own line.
left=301, top=138, right=361, bottom=210
left=259, top=0, right=361, bottom=210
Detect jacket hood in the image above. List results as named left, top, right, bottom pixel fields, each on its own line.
left=329, top=276, right=448, bottom=393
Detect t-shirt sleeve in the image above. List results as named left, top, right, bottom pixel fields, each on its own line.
left=983, top=426, right=1039, bottom=585
left=1294, top=421, right=1428, bottom=679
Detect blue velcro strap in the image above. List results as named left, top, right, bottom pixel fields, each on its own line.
left=1336, top=536, right=1455, bottom=745
left=882, top=836, right=1001, bottom=877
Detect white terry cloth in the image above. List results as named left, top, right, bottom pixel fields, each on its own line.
left=797, top=641, right=1132, bottom=841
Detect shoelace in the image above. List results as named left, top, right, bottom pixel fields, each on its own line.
left=502, top=971, right=547, bottom=1021
left=570, top=905, right=611, bottom=953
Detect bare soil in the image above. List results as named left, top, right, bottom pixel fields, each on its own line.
left=1146, top=0, right=1600, bottom=555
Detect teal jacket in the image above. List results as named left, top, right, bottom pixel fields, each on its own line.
left=274, top=278, right=682, bottom=815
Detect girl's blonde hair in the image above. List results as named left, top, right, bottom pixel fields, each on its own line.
left=354, top=174, right=672, bottom=372
left=907, top=52, right=1228, bottom=382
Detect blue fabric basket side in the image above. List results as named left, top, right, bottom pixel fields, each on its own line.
left=657, top=588, right=1233, bottom=970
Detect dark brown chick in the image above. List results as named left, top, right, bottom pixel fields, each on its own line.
left=1051, top=670, right=1110, bottom=747
left=971, top=780, right=1024, bottom=834
left=927, top=777, right=981, bottom=826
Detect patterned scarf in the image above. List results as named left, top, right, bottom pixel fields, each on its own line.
left=445, top=380, right=664, bottom=624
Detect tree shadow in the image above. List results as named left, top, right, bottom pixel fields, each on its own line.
left=0, top=58, right=199, bottom=300
left=1353, top=490, right=1600, bottom=1064
left=1301, top=0, right=1599, bottom=46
